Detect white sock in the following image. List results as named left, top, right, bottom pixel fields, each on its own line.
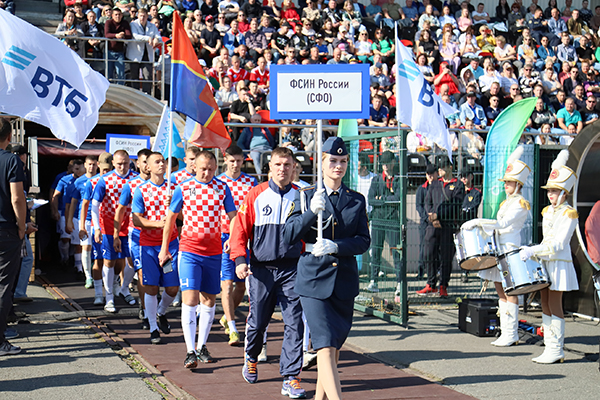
left=58, top=241, right=69, bottom=262
left=94, top=279, right=104, bottom=297
left=181, top=304, right=198, bottom=353
left=263, top=323, right=269, bottom=345
left=102, top=266, right=115, bottom=303
left=145, top=293, right=159, bottom=332
left=228, top=320, right=238, bottom=334
left=302, top=313, right=310, bottom=352
left=74, top=253, right=83, bottom=272
left=157, top=292, right=175, bottom=316
left=120, top=265, right=136, bottom=296
left=197, top=304, right=215, bottom=349
left=82, top=251, right=92, bottom=280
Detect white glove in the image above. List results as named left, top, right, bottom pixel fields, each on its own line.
left=312, top=238, right=338, bottom=257
left=462, top=219, right=480, bottom=230
left=519, top=246, right=535, bottom=261
left=310, top=188, right=326, bottom=214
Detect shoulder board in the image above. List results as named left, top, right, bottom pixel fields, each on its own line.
left=499, top=200, right=506, bottom=209
left=541, top=205, right=550, bottom=216
left=299, top=185, right=314, bottom=192
left=564, top=208, right=578, bottom=219
left=520, top=198, right=531, bottom=210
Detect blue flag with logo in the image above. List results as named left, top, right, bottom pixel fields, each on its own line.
left=152, top=105, right=186, bottom=161
left=0, top=10, right=109, bottom=148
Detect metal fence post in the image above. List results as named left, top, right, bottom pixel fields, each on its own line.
left=399, top=127, right=408, bottom=327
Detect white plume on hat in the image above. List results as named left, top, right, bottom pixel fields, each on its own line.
left=551, top=149, right=569, bottom=170
left=507, top=145, right=524, bottom=166
left=541, top=149, right=577, bottom=192
left=500, top=145, right=530, bottom=185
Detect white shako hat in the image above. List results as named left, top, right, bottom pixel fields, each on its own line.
left=499, top=145, right=531, bottom=186
left=541, top=149, right=577, bottom=193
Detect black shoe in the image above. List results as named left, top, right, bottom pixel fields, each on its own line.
left=184, top=351, right=198, bottom=369
left=141, top=318, right=150, bottom=330
left=150, top=329, right=161, bottom=344
left=157, top=314, right=171, bottom=335
left=197, top=344, right=213, bottom=363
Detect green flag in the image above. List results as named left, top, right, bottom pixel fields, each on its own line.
left=482, top=97, right=537, bottom=218
left=338, top=119, right=359, bottom=189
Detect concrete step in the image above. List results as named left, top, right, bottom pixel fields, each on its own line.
left=16, top=0, right=63, bottom=34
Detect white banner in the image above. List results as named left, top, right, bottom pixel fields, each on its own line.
left=0, top=10, right=110, bottom=148
left=394, top=35, right=455, bottom=158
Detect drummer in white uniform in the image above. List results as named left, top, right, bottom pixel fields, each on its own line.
left=519, top=149, right=579, bottom=364
left=462, top=146, right=531, bottom=347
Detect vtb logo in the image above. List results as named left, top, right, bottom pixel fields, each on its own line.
left=397, top=58, right=420, bottom=82
left=2, top=46, right=36, bottom=70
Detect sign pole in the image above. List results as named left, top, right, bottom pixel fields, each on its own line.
left=317, top=119, right=323, bottom=241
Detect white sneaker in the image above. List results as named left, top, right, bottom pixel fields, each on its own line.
left=366, top=281, right=379, bottom=293
left=104, top=300, right=116, bottom=313
left=258, top=343, right=267, bottom=362
left=94, top=295, right=104, bottom=306
left=378, top=271, right=385, bottom=278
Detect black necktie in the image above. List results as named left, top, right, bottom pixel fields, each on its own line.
left=330, top=191, right=339, bottom=208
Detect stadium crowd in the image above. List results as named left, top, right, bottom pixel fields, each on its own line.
left=54, top=0, right=600, bottom=156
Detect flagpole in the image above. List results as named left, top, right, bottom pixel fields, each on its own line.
left=317, top=119, right=323, bottom=241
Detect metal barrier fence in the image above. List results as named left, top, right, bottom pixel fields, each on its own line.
left=54, top=35, right=166, bottom=100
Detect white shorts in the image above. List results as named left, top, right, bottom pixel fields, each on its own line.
left=58, top=215, right=80, bottom=244
left=80, top=219, right=93, bottom=246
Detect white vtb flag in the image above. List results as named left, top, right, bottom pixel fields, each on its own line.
left=394, top=36, right=456, bottom=158
left=0, top=10, right=110, bottom=148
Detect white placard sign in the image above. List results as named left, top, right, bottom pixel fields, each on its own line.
left=106, top=134, right=151, bottom=159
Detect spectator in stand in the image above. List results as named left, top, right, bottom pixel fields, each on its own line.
left=573, top=84, right=587, bottom=110
left=402, top=0, right=420, bottom=25
left=215, top=76, right=238, bottom=112
left=556, top=32, right=577, bottom=65
left=370, top=63, right=391, bottom=91
left=416, top=29, right=439, bottom=67
left=250, top=57, right=270, bottom=92
left=527, top=6, right=554, bottom=46
left=368, top=95, right=389, bottom=128
left=495, top=35, right=519, bottom=68
left=528, top=97, right=556, bottom=129
left=541, top=65, right=562, bottom=96
left=184, top=16, right=201, bottom=54
left=504, top=83, right=521, bottom=106
left=354, top=28, right=372, bottom=63
left=104, top=7, right=132, bottom=85
left=536, top=35, right=560, bottom=72
left=547, top=7, right=566, bottom=40
left=372, top=29, right=395, bottom=66
left=219, top=0, right=240, bottom=22
left=440, top=30, right=461, bottom=74
left=434, top=61, right=461, bottom=101
left=259, top=15, right=276, bottom=42
left=322, top=0, right=342, bottom=30
left=366, top=0, right=383, bottom=28
left=459, top=91, right=487, bottom=128
left=247, top=80, right=266, bottom=110
left=457, top=7, right=473, bottom=33
left=484, top=95, right=503, bottom=124
left=460, top=119, right=485, bottom=159
left=479, top=65, right=500, bottom=93
left=519, top=63, right=541, bottom=97
left=584, top=69, right=600, bottom=99
left=327, top=46, right=347, bottom=65
left=199, top=15, right=222, bottom=66
left=590, top=6, right=600, bottom=32
left=215, top=13, right=230, bottom=35
left=283, top=47, right=299, bottom=65
left=281, top=0, right=301, bottom=32
left=237, top=44, right=255, bottom=69
left=496, top=0, right=510, bottom=22
left=576, top=35, right=595, bottom=65
left=481, top=81, right=504, bottom=108
left=472, top=2, right=491, bottom=25
left=241, top=0, right=263, bottom=21
left=567, top=8, right=587, bottom=40
left=192, top=10, right=206, bottom=32
left=476, top=25, right=495, bottom=53
left=558, top=61, right=571, bottom=84
left=581, top=95, right=599, bottom=126
left=98, top=4, right=113, bottom=24
left=239, top=114, right=275, bottom=175
left=223, top=20, right=245, bottom=56
left=78, top=9, right=105, bottom=70
left=236, top=11, right=250, bottom=34
left=440, top=5, right=459, bottom=32
left=229, top=86, right=255, bottom=125
left=227, top=55, right=249, bottom=84
left=580, top=0, right=593, bottom=23
left=56, top=8, right=82, bottom=54
left=557, top=97, right=582, bottom=133
left=341, top=0, right=362, bottom=37
left=551, top=89, right=567, bottom=112
left=126, top=7, right=161, bottom=94
left=271, top=21, right=292, bottom=62
left=563, top=65, right=582, bottom=95
left=290, top=23, right=313, bottom=60
left=244, top=18, right=268, bottom=62
left=201, top=0, right=219, bottom=19
left=416, top=53, right=435, bottom=83
left=517, top=36, right=537, bottom=65
left=460, top=67, right=478, bottom=91
left=419, top=4, right=440, bottom=31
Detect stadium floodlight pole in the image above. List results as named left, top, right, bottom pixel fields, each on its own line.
left=317, top=119, right=323, bottom=241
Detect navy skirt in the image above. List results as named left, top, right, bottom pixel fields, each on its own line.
left=300, top=293, right=354, bottom=351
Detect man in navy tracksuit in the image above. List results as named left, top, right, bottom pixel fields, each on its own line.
left=230, top=147, right=306, bottom=398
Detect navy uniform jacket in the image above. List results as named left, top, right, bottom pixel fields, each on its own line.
left=284, top=183, right=371, bottom=300
left=425, top=177, right=465, bottom=229
left=416, top=180, right=433, bottom=226
left=461, top=186, right=482, bottom=222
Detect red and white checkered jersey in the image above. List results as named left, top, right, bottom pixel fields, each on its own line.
left=94, top=170, right=138, bottom=236
left=132, top=180, right=178, bottom=247
left=87, top=174, right=102, bottom=229
left=169, top=177, right=235, bottom=256
left=217, top=172, right=257, bottom=234
left=171, top=168, right=194, bottom=185
left=124, top=176, right=146, bottom=230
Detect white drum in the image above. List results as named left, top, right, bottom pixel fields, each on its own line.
left=454, top=226, right=498, bottom=271
left=498, top=250, right=550, bottom=295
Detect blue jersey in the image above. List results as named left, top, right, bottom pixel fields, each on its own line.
left=69, top=174, right=90, bottom=221
left=82, top=173, right=103, bottom=222
left=55, top=174, right=76, bottom=216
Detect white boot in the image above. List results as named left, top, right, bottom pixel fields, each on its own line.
left=492, top=301, right=519, bottom=346
left=533, top=315, right=565, bottom=364
left=532, top=314, right=551, bottom=363
left=490, top=301, right=506, bottom=346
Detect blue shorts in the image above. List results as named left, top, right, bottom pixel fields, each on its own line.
left=221, top=233, right=245, bottom=282
left=129, top=228, right=142, bottom=271
left=178, top=251, right=221, bottom=294
left=91, top=227, right=103, bottom=261
left=141, top=239, right=179, bottom=287
left=101, top=234, right=130, bottom=260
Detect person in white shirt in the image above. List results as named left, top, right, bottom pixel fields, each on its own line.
left=126, top=7, right=161, bottom=94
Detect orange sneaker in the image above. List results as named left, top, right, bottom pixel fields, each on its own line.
left=416, top=284, right=437, bottom=296
left=439, top=286, right=448, bottom=297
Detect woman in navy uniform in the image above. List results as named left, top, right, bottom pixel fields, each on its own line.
left=285, top=137, right=370, bottom=400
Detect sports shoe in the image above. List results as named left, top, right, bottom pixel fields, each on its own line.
left=281, top=376, right=306, bottom=399
left=85, top=278, right=94, bottom=289
left=242, top=354, right=258, bottom=383
left=138, top=306, right=146, bottom=320
left=157, top=314, right=171, bottom=334
left=220, top=315, right=230, bottom=335
left=93, top=295, right=104, bottom=306
left=104, top=300, right=116, bottom=313
left=119, top=292, right=136, bottom=306
left=365, top=281, right=379, bottom=293
left=141, top=318, right=150, bottom=330
left=0, top=341, right=21, bottom=356
left=184, top=351, right=198, bottom=369
left=258, top=343, right=267, bottom=362
left=228, top=331, right=240, bottom=346
left=439, top=285, right=448, bottom=298
left=416, top=284, right=437, bottom=296
left=150, top=329, right=161, bottom=344
left=302, top=351, right=317, bottom=371
left=378, top=270, right=385, bottom=278
left=4, top=328, right=18, bottom=340
left=196, top=344, right=213, bottom=363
